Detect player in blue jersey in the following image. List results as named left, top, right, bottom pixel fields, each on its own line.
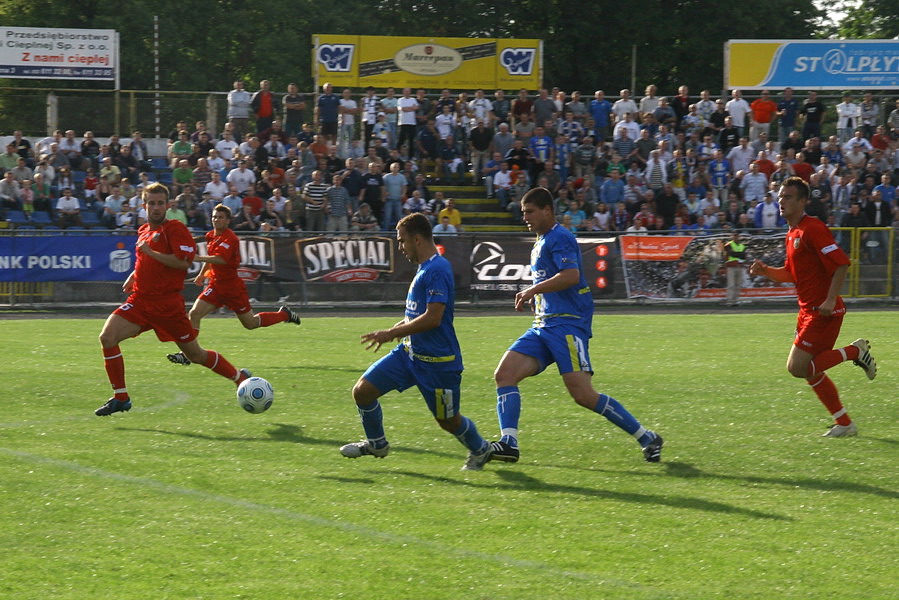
left=339, top=213, right=493, bottom=471
left=490, top=187, right=664, bottom=463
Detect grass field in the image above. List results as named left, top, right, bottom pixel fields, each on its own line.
left=1, top=311, right=896, bottom=599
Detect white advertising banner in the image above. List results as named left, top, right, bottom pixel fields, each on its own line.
left=0, top=26, right=117, bottom=81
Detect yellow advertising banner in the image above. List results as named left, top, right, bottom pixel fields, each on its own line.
left=313, top=35, right=542, bottom=90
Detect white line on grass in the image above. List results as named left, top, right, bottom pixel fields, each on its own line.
left=1, top=446, right=664, bottom=595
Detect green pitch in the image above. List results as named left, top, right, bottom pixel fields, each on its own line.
left=1, top=312, right=896, bottom=599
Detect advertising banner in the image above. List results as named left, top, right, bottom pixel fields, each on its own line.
left=726, top=39, right=899, bottom=90
left=314, top=34, right=542, bottom=90
left=466, top=235, right=616, bottom=298
left=0, top=27, right=117, bottom=81
left=619, top=234, right=796, bottom=300
left=0, top=236, right=134, bottom=282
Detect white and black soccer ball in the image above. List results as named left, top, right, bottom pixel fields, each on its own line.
left=237, top=377, right=274, bottom=414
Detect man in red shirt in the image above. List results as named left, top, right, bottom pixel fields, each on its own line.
left=250, top=79, right=280, bottom=135
left=749, top=90, right=778, bottom=142
left=166, top=204, right=300, bottom=366
left=95, top=184, right=255, bottom=416
left=750, top=177, right=877, bottom=437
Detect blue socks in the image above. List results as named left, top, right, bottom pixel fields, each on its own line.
left=594, top=393, right=655, bottom=446
left=357, top=400, right=388, bottom=449
left=452, top=416, right=489, bottom=454
left=496, top=386, right=521, bottom=447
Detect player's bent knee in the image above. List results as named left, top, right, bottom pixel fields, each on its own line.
left=787, top=364, right=808, bottom=379
left=435, top=414, right=461, bottom=433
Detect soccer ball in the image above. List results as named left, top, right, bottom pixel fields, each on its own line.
left=237, top=377, right=274, bottom=414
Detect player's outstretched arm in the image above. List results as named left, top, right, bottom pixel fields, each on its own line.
left=749, top=259, right=794, bottom=283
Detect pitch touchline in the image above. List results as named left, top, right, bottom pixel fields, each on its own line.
left=1, top=447, right=659, bottom=592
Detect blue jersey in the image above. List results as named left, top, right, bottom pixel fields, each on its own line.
left=709, top=159, right=730, bottom=187
left=530, top=223, right=593, bottom=333
left=401, top=253, right=462, bottom=371
left=530, top=135, right=553, bottom=162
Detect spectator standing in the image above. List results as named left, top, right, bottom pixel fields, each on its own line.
left=282, top=83, right=307, bottom=138
left=326, top=172, right=350, bottom=231
left=250, top=80, right=280, bottom=135
left=776, top=87, right=799, bottom=141
left=302, top=169, right=329, bottom=231
left=360, top=86, right=380, bottom=144
left=749, top=90, right=778, bottom=141
left=800, top=91, right=826, bottom=141
left=725, top=90, right=751, bottom=137
left=316, top=82, right=341, bottom=143
left=382, top=161, right=408, bottom=231
left=836, top=93, right=860, bottom=146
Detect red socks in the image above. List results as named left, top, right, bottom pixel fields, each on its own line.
left=256, top=311, right=288, bottom=328
left=806, top=344, right=860, bottom=377
left=102, top=345, right=128, bottom=400
left=807, top=373, right=851, bottom=426
left=202, top=350, right=241, bottom=382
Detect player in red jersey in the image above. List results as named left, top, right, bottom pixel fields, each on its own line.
left=750, top=177, right=877, bottom=437
left=166, top=204, right=301, bottom=366
left=96, top=183, right=254, bottom=416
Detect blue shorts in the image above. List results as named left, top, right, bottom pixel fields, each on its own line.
left=362, top=345, right=462, bottom=419
left=508, top=326, right=593, bottom=375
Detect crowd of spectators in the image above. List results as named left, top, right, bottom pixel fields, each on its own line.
left=2, top=81, right=898, bottom=239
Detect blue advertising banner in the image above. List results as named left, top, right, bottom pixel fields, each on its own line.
left=727, top=39, right=899, bottom=90
left=0, top=236, right=135, bottom=282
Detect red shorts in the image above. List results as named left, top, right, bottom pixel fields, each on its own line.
left=794, top=310, right=843, bottom=356
left=114, top=292, right=198, bottom=343
left=197, top=281, right=251, bottom=315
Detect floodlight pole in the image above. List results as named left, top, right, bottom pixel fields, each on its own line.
left=154, top=15, right=160, bottom=138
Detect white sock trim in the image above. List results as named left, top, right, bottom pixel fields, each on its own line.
left=113, top=387, right=127, bottom=394
left=632, top=426, right=647, bottom=441
left=104, top=352, right=122, bottom=360
left=838, top=347, right=847, bottom=361
left=832, top=407, right=847, bottom=420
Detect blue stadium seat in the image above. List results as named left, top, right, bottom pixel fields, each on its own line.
left=16, top=224, right=37, bottom=230
left=72, top=170, right=87, bottom=184
left=6, top=210, right=29, bottom=225
left=158, top=171, right=173, bottom=184
left=81, top=211, right=101, bottom=227
left=151, top=157, right=169, bottom=170
left=31, top=211, right=53, bottom=225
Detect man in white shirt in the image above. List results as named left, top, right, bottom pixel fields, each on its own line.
left=725, top=90, right=751, bottom=137
left=493, top=161, right=513, bottom=208
left=204, top=171, right=229, bottom=201
left=468, top=89, right=494, bottom=128
left=227, top=80, right=252, bottom=142
left=226, top=160, right=256, bottom=195
left=835, top=93, right=859, bottom=146
left=215, top=131, right=238, bottom=161
left=339, top=88, right=359, bottom=157
left=611, top=89, right=638, bottom=124
left=740, top=163, right=769, bottom=203
left=396, top=88, right=419, bottom=158
left=726, top=137, right=755, bottom=174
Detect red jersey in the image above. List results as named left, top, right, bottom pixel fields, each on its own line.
left=133, top=219, right=196, bottom=295
left=785, top=215, right=850, bottom=313
left=205, top=227, right=242, bottom=287
left=791, top=162, right=814, bottom=183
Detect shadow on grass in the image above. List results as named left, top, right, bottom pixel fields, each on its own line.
left=390, top=468, right=793, bottom=521
left=556, top=460, right=899, bottom=501
left=661, top=461, right=899, bottom=500
left=116, top=423, right=343, bottom=446
left=318, top=475, right=378, bottom=485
